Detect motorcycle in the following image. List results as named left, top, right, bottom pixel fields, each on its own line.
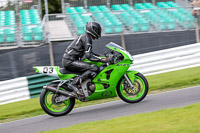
left=33, top=42, right=149, bottom=116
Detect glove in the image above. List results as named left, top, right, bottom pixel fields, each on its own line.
left=101, top=57, right=112, bottom=63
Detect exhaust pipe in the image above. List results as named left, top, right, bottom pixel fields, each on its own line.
left=43, top=86, right=74, bottom=97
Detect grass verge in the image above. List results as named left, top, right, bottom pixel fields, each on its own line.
left=42, top=103, right=200, bottom=133
left=0, top=66, right=200, bottom=123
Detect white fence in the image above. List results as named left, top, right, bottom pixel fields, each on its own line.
left=130, top=43, right=200, bottom=75
left=0, top=77, right=30, bottom=105
left=0, top=43, right=200, bottom=105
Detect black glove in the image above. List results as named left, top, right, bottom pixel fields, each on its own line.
left=101, top=57, right=112, bottom=63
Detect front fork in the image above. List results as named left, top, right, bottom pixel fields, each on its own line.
left=124, top=74, right=135, bottom=90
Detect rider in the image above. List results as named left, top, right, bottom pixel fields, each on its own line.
left=62, top=22, right=111, bottom=96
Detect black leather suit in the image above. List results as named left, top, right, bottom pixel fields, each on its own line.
left=62, top=32, right=101, bottom=84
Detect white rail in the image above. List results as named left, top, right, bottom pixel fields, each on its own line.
left=130, top=43, right=200, bottom=75
left=0, top=77, right=30, bottom=105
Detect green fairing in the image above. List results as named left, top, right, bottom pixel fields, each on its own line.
left=82, top=59, right=104, bottom=67
left=33, top=66, right=77, bottom=80
left=34, top=67, right=39, bottom=73
left=86, top=46, right=134, bottom=101
left=126, top=70, right=140, bottom=83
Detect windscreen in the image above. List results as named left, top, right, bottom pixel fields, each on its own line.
left=106, top=42, right=124, bottom=50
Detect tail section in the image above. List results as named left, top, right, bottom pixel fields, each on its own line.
left=33, top=66, right=60, bottom=78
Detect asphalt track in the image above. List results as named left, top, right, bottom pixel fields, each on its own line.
left=0, top=86, right=200, bottom=133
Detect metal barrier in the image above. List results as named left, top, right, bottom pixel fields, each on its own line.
left=0, top=74, right=58, bottom=105
left=130, top=43, right=200, bottom=75
left=62, top=0, right=188, bottom=9
left=0, top=77, right=30, bottom=105
left=56, top=6, right=195, bottom=38
left=0, top=0, right=47, bottom=47
left=27, top=74, right=58, bottom=98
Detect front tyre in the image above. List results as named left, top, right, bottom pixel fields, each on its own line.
left=117, top=73, right=149, bottom=103
left=40, top=84, right=75, bottom=116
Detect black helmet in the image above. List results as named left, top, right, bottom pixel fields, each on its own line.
left=85, top=22, right=101, bottom=39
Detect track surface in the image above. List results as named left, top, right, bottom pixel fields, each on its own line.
left=0, top=86, right=200, bottom=133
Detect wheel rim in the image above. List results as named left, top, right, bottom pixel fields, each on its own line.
left=120, top=75, right=146, bottom=100
left=44, top=88, right=71, bottom=113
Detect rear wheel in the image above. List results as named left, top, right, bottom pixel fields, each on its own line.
left=117, top=73, right=149, bottom=103
left=40, top=84, right=75, bottom=116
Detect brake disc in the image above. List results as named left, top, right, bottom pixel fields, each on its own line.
left=124, top=80, right=141, bottom=96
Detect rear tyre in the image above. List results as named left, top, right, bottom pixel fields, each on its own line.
left=117, top=73, right=149, bottom=103
left=40, top=83, right=75, bottom=116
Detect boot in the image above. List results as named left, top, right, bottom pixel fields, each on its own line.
left=68, top=76, right=84, bottom=97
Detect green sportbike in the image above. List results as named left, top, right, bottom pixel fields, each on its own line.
left=33, top=42, right=149, bottom=116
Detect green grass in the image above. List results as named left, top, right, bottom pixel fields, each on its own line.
left=42, top=103, right=200, bottom=133
left=0, top=66, right=200, bottom=123
left=148, top=66, right=200, bottom=91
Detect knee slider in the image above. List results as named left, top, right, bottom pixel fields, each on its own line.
left=90, top=64, right=99, bottom=72
left=90, top=72, right=97, bottom=78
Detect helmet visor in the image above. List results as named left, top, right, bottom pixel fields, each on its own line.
left=93, top=26, right=101, bottom=38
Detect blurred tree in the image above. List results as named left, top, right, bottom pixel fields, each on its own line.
left=0, top=0, right=15, bottom=11
left=41, top=0, right=61, bottom=15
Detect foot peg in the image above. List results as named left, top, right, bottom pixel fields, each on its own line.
left=68, top=84, right=84, bottom=97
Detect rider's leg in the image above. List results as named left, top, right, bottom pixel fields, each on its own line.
left=64, top=61, right=99, bottom=96
left=72, top=64, right=99, bottom=84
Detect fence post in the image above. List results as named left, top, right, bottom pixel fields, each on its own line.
left=195, top=17, right=200, bottom=43
left=84, top=0, right=87, bottom=9
left=44, top=0, right=50, bottom=43
left=38, top=0, right=42, bottom=18
left=152, top=0, right=156, bottom=5
left=49, top=41, right=55, bottom=66
left=107, top=0, right=110, bottom=8
left=121, top=27, right=126, bottom=50
left=44, top=0, right=49, bottom=22
left=44, top=0, right=54, bottom=65
left=61, top=0, right=65, bottom=13
left=129, top=0, right=133, bottom=7
left=15, top=0, right=22, bottom=47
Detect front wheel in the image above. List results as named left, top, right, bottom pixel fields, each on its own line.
left=40, top=83, right=75, bottom=116
left=117, top=73, right=149, bottom=103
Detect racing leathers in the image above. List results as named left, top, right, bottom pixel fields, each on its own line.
left=62, top=32, right=108, bottom=96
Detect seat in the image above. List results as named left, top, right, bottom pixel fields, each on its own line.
left=75, top=6, right=86, bottom=13
left=66, top=7, right=77, bottom=13
left=0, top=31, right=4, bottom=43
left=24, top=35, right=32, bottom=41
left=89, top=6, right=99, bottom=12
left=34, top=35, right=43, bottom=41
left=112, top=5, right=123, bottom=10
left=132, top=21, right=140, bottom=32
left=59, top=68, right=81, bottom=75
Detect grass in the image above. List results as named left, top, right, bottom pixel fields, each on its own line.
left=0, top=66, right=200, bottom=123
left=42, top=103, right=200, bottom=133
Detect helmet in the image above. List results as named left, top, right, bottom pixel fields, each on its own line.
left=85, top=22, right=102, bottom=39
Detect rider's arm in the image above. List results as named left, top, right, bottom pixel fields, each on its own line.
left=84, top=43, right=112, bottom=63
left=91, top=52, right=101, bottom=57
left=83, top=35, right=112, bottom=63
left=81, top=34, right=101, bottom=62
left=84, top=43, right=102, bottom=62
